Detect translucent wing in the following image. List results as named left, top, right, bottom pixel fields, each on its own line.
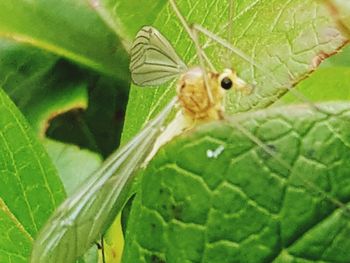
left=30, top=99, right=176, bottom=263
left=130, top=26, right=187, bottom=86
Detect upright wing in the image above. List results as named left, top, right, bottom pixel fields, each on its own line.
left=30, top=99, right=177, bottom=263
left=130, top=26, right=187, bottom=86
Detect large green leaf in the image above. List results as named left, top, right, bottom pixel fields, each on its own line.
left=0, top=0, right=129, bottom=80
left=0, top=88, right=65, bottom=262
left=123, top=102, right=350, bottom=262
left=122, top=0, right=349, bottom=142
left=93, top=0, right=167, bottom=43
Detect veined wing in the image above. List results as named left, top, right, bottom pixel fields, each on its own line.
left=30, top=98, right=177, bottom=263
left=130, top=26, right=187, bottom=86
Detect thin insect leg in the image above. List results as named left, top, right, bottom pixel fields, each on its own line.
left=201, top=48, right=217, bottom=72
left=168, top=0, right=215, bottom=71
left=168, top=0, right=194, bottom=41
left=193, top=23, right=322, bottom=112
left=194, top=24, right=350, bottom=128
left=194, top=23, right=350, bottom=135
left=224, top=113, right=350, bottom=217
left=101, top=237, right=106, bottom=263
left=225, top=0, right=235, bottom=67
left=191, top=26, right=216, bottom=79
left=96, top=237, right=106, bottom=263
left=176, top=19, right=350, bottom=212
left=169, top=0, right=215, bottom=103
left=183, top=38, right=216, bottom=72
left=168, top=0, right=349, bottom=218
left=228, top=0, right=234, bottom=46
left=191, top=28, right=215, bottom=103
left=196, top=23, right=350, bottom=213
left=194, top=25, right=350, bottom=213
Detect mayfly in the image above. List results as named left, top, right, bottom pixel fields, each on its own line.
left=30, top=8, right=248, bottom=263
left=31, top=0, right=350, bottom=262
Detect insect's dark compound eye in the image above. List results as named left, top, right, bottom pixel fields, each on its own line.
left=220, top=77, right=233, bottom=90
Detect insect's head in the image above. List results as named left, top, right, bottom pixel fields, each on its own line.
left=218, top=68, right=252, bottom=95
left=176, top=67, right=242, bottom=121
left=177, top=67, right=252, bottom=121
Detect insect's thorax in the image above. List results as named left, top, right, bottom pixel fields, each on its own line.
left=177, top=67, right=224, bottom=122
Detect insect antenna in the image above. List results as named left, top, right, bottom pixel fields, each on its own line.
left=169, top=0, right=216, bottom=104
left=222, top=0, right=235, bottom=68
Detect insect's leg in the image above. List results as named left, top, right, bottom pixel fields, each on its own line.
left=96, top=236, right=106, bottom=263
left=194, top=25, right=350, bottom=215
left=168, top=0, right=216, bottom=72
left=169, top=0, right=215, bottom=104
left=193, top=23, right=322, bottom=112
left=191, top=28, right=214, bottom=103
left=101, top=237, right=106, bottom=263
left=222, top=0, right=235, bottom=68
left=194, top=24, right=350, bottom=126
left=199, top=46, right=216, bottom=72
left=190, top=22, right=350, bottom=216
left=228, top=0, right=234, bottom=47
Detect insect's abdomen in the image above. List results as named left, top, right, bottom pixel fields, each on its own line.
left=177, top=67, right=223, bottom=121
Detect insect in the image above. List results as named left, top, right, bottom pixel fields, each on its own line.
left=30, top=0, right=350, bottom=262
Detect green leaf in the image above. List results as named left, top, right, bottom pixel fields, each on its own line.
left=44, top=139, right=102, bottom=196
left=0, top=40, right=126, bottom=158
left=0, top=88, right=65, bottom=262
left=0, top=199, right=32, bottom=263
left=322, top=45, right=350, bottom=67
left=92, top=0, right=168, bottom=43
left=46, top=75, right=128, bottom=157
left=0, top=40, right=88, bottom=135
left=0, top=0, right=129, bottom=80
left=123, top=102, right=350, bottom=263
left=78, top=76, right=128, bottom=157
left=0, top=40, right=58, bottom=91
left=277, top=67, right=350, bottom=104
left=122, top=0, right=349, bottom=142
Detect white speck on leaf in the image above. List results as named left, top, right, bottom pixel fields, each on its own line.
left=206, top=145, right=225, bottom=159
